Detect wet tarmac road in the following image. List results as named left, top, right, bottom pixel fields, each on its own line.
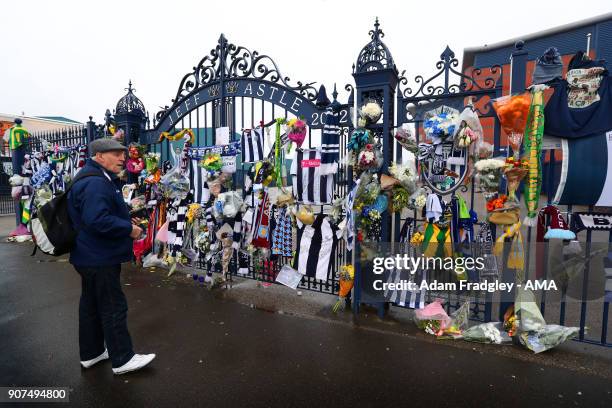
left=1, top=237, right=612, bottom=408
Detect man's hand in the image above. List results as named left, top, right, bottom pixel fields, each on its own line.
left=130, top=224, right=143, bottom=240
left=131, top=217, right=144, bottom=225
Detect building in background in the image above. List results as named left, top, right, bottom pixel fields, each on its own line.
left=461, top=12, right=612, bottom=192
left=462, top=12, right=612, bottom=144
left=0, top=113, right=82, bottom=156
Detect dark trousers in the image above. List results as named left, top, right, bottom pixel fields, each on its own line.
left=75, top=264, right=134, bottom=368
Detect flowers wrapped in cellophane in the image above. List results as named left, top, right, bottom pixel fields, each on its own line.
left=394, top=126, right=418, bottom=153
left=200, top=152, right=223, bottom=171
left=332, top=265, right=355, bottom=313
left=492, top=93, right=531, bottom=158
left=285, top=118, right=307, bottom=148
left=358, top=101, right=383, bottom=126
left=504, top=158, right=529, bottom=202
left=474, top=159, right=506, bottom=199
left=423, top=110, right=459, bottom=144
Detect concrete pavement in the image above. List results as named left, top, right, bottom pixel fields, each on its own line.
left=1, top=216, right=612, bottom=407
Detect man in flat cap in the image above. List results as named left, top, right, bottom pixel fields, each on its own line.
left=67, top=137, right=155, bottom=375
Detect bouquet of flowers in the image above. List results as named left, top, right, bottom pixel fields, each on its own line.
left=286, top=118, right=307, bottom=148
left=410, top=231, right=424, bottom=246
left=492, top=93, right=531, bottom=156
left=358, top=148, right=376, bottom=168
left=357, top=144, right=382, bottom=171
left=504, top=158, right=529, bottom=202
left=144, top=152, right=161, bottom=174
left=455, top=125, right=478, bottom=148
left=455, top=105, right=483, bottom=149
left=413, top=193, right=427, bottom=210
left=389, top=162, right=417, bottom=194
left=354, top=174, right=380, bottom=211
left=358, top=101, right=383, bottom=125
left=391, top=185, right=410, bottom=212
left=127, top=144, right=145, bottom=174
left=423, top=108, right=459, bottom=144
left=486, top=194, right=508, bottom=212
left=414, top=299, right=451, bottom=336
left=186, top=203, right=202, bottom=223
left=395, top=126, right=418, bottom=153
left=359, top=208, right=382, bottom=241
left=200, top=153, right=223, bottom=171
left=503, top=305, right=518, bottom=337
left=474, top=159, right=506, bottom=199
left=332, top=264, right=355, bottom=313
left=348, top=128, right=371, bottom=152
left=462, top=322, right=512, bottom=344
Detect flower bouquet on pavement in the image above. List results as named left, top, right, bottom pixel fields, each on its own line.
left=332, top=265, right=355, bottom=313
left=414, top=298, right=451, bottom=336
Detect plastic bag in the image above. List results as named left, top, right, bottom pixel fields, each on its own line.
left=142, top=252, right=167, bottom=268
left=440, top=301, right=470, bottom=338
left=11, top=186, right=22, bottom=200
left=159, top=157, right=190, bottom=200
left=214, top=191, right=243, bottom=218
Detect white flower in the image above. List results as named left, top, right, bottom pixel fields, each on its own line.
left=474, top=159, right=505, bottom=172
left=361, top=102, right=382, bottom=120
left=414, top=194, right=427, bottom=209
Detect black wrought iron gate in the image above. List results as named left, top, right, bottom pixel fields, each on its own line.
left=142, top=34, right=354, bottom=295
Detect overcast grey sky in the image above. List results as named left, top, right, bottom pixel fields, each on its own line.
left=2, top=0, right=610, bottom=124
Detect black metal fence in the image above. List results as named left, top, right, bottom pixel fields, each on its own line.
left=0, top=126, right=89, bottom=216
left=29, top=126, right=88, bottom=153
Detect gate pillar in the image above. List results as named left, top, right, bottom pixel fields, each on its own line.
left=352, top=19, right=399, bottom=315
left=114, top=81, right=148, bottom=182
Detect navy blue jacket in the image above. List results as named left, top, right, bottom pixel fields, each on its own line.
left=68, top=159, right=133, bottom=266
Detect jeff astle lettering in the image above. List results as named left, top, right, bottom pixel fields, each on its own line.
left=163, top=79, right=349, bottom=128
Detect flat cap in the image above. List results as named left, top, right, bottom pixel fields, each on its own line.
left=89, top=138, right=128, bottom=155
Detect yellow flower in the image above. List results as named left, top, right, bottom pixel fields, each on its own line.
left=341, top=264, right=355, bottom=279
left=410, top=232, right=424, bottom=246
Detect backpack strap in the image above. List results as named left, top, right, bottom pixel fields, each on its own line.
left=65, top=170, right=105, bottom=194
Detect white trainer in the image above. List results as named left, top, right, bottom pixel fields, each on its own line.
left=80, top=349, right=109, bottom=368
left=112, top=354, right=156, bottom=375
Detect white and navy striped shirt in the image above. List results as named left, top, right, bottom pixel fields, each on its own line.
left=189, top=159, right=211, bottom=205
left=241, top=128, right=264, bottom=163
left=290, top=148, right=334, bottom=205
left=293, top=214, right=339, bottom=281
